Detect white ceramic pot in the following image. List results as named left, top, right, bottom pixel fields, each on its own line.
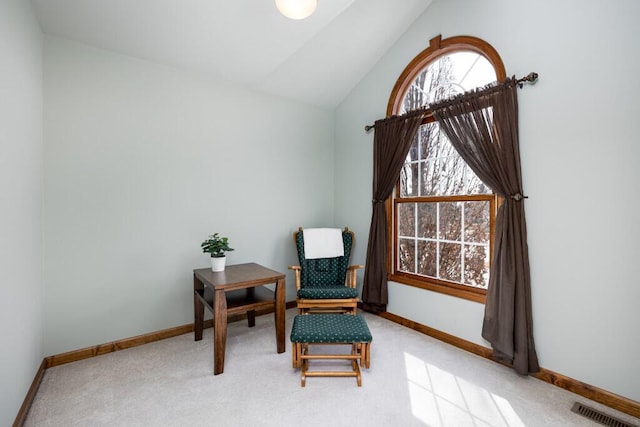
left=211, top=256, right=226, bottom=272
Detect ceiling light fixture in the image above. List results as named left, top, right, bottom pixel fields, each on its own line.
left=275, top=0, right=318, bottom=20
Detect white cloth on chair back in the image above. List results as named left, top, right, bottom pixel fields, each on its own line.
left=303, top=228, right=344, bottom=259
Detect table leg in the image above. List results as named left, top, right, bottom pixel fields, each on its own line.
left=194, top=274, right=204, bottom=341
left=213, top=289, right=228, bottom=375
left=247, top=310, right=256, bottom=327
left=246, top=288, right=256, bottom=327
left=275, top=277, right=286, bottom=353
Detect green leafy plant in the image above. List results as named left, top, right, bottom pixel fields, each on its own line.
left=201, top=233, right=234, bottom=258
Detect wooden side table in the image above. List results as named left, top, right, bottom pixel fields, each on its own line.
left=193, top=263, right=286, bottom=374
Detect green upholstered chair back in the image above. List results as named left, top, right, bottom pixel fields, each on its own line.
left=295, top=229, right=353, bottom=289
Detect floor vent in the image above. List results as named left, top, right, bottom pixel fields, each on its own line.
left=571, top=402, right=637, bottom=427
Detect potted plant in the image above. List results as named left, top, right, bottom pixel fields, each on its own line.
left=201, top=233, right=234, bottom=272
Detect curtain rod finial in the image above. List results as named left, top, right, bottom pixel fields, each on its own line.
left=517, top=72, right=538, bottom=88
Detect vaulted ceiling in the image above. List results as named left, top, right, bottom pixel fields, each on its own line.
left=31, top=0, right=434, bottom=109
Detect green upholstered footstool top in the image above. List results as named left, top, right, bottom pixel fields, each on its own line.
left=290, top=313, right=372, bottom=344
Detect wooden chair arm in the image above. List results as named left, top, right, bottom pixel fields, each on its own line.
left=288, top=265, right=302, bottom=291
left=345, top=264, right=364, bottom=288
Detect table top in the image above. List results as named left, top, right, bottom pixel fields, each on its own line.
left=194, top=262, right=285, bottom=290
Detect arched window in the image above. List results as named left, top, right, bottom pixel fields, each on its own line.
left=387, top=35, right=506, bottom=302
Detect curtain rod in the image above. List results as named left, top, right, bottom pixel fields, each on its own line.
left=364, top=72, right=538, bottom=132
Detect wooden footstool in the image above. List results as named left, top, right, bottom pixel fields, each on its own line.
left=290, top=313, right=372, bottom=386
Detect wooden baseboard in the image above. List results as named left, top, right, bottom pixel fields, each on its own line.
left=12, top=359, right=46, bottom=427
left=13, top=301, right=299, bottom=426
left=379, top=312, right=494, bottom=359
left=46, top=302, right=297, bottom=369
left=532, top=368, right=640, bottom=419
left=379, top=311, right=640, bottom=419
left=45, top=323, right=195, bottom=368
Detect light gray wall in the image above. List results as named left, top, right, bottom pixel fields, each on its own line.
left=43, top=37, right=335, bottom=356
left=0, top=0, right=43, bottom=424
left=335, top=0, right=640, bottom=402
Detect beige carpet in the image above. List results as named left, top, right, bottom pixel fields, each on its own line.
left=25, top=309, right=639, bottom=426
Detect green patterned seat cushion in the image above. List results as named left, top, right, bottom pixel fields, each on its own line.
left=290, top=314, right=372, bottom=343
left=295, top=230, right=353, bottom=289
left=297, top=286, right=359, bottom=299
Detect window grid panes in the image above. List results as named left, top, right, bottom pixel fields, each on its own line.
left=397, top=200, right=491, bottom=289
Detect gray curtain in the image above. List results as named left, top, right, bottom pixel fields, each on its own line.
left=362, top=110, right=426, bottom=313
left=431, top=77, right=539, bottom=375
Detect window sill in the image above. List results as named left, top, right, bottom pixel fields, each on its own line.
left=388, top=273, right=487, bottom=304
